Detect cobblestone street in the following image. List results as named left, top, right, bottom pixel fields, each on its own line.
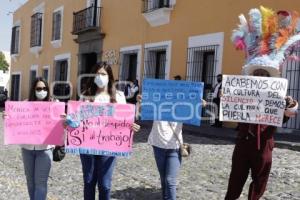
left=1, top=118, right=300, bottom=200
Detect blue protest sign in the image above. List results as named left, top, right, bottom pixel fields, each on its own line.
left=141, top=79, right=204, bottom=126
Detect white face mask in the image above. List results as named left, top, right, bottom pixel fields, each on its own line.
left=94, top=75, right=109, bottom=88
left=35, top=90, right=48, bottom=100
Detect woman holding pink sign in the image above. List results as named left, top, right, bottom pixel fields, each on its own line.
left=69, top=62, right=140, bottom=200
left=20, top=77, right=56, bottom=200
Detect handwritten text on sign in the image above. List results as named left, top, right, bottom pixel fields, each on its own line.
left=65, top=101, right=135, bottom=157
left=141, top=79, right=204, bottom=126
left=4, top=101, right=65, bottom=145
left=220, top=75, right=288, bottom=127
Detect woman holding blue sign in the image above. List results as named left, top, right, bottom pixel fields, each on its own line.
left=147, top=75, right=184, bottom=200
left=138, top=75, right=206, bottom=200
left=67, top=62, right=140, bottom=200
left=225, top=7, right=299, bottom=200
left=148, top=120, right=183, bottom=200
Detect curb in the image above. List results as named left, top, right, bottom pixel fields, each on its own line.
left=274, top=142, right=300, bottom=151
left=184, top=126, right=300, bottom=152
left=137, top=121, right=300, bottom=151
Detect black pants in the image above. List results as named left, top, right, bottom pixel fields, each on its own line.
left=213, top=98, right=222, bottom=127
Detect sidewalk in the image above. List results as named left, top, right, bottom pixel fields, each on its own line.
left=138, top=121, right=300, bottom=151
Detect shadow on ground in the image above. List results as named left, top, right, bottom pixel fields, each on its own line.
left=111, top=187, right=161, bottom=200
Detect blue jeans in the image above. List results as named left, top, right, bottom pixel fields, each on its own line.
left=21, top=148, right=52, bottom=200
left=80, top=154, right=116, bottom=200
left=153, top=146, right=182, bottom=200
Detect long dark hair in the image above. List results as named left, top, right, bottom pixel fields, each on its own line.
left=133, top=79, right=139, bottom=87
left=83, top=62, right=116, bottom=103
left=29, top=77, right=50, bottom=101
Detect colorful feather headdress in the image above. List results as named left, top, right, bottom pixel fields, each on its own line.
left=232, top=6, right=300, bottom=77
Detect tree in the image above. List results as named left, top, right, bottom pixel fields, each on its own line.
left=0, top=51, right=9, bottom=72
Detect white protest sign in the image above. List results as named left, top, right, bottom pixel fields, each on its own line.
left=220, top=75, right=288, bottom=127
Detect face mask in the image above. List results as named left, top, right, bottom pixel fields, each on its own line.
left=35, top=90, right=48, bottom=100
left=94, top=75, right=109, bottom=88
left=217, top=78, right=222, bottom=83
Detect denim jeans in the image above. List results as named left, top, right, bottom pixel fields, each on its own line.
left=80, top=154, right=116, bottom=200
left=153, top=146, right=182, bottom=200
left=21, top=148, right=52, bottom=200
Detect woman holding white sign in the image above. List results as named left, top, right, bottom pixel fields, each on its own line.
left=225, top=7, right=299, bottom=200
left=72, top=62, right=140, bottom=200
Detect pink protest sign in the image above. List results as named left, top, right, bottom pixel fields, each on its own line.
left=65, top=101, right=135, bottom=157
left=4, top=101, right=65, bottom=145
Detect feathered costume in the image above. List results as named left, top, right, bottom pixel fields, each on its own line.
left=231, top=6, right=300, bottom=77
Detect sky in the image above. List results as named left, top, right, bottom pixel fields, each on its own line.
left=0, top=0, right=27, bottom=53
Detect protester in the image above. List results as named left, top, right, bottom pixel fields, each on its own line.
left=124, top=78, right=131, bottom=98
left=4, top=77, right=60, bottom=200
left=212, top=74, right=223, bottom=127
left=174, top=75, right=181, bottom=80
left=70, top=62, right=140, bottom=200
left=127, top=79, right=139, bottom=104
left=138, top=75, right=206, bottom=200
left=225, top=7, right=299, bottom=200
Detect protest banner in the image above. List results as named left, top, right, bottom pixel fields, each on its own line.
left=141, top=79, right=204, bottom=126
left=4, top=101, right=65, bottom=145
left=220, top=75, right=288, bottom=127
left=65, top=101, right=135, bottom=157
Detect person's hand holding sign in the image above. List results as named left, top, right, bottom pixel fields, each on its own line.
left=131, top=123, right=141, bottom=133
left=202, top=99, right=207, bottom=108
left=2, top=111, right=8, bottom=119
left=135, top=94, right=142, bottom=120
left=284, top=96, right=298, bottom=118
left=60, top=113, right=68, bottom=129
left=131, top=94, right=142, bottom=133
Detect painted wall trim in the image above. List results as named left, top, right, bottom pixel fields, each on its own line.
left=51, top=5, right=64, bottom=48
left=188, top=32, right=224, bottom=76
left=30, top=64, right=39, bottom=77
left=120, top=45, right=142, bottom=82
left=43, top=65, right=50, bottom=82
left=87, top=0, right=101, bottom=7
left=11, top=71, right=22, bottom=100
left=11, top=20, right=21, bottom=59
left=143, top=8, right=172, bottom=27
left=31, top=2, right=45, bottom=55
left=120, top=45, right=142, bottom=52
left=54, top=53, right=71, bottom=81
left=144, top=40, right=172, bottom=80
left=54, top=53, right=71, bottom=61
left=33, top=2, right=45, bottom=13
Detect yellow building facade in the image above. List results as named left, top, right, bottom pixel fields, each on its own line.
left=101, top=0, right=300, bottom=89
left=10, top=0, right=103, bottom=101
left=99, top=0, right=300, bottom=129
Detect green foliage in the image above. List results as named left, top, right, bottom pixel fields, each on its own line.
left=0, top=51, right=9, bottom=72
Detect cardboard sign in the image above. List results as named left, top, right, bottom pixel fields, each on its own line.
left=4, top=101, right=65, bottom=145
left=141, top=79, right=204, bottom=126
left=220, top=75, right=288, bottom=127
left=65, top=101, right=135, bottom=157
